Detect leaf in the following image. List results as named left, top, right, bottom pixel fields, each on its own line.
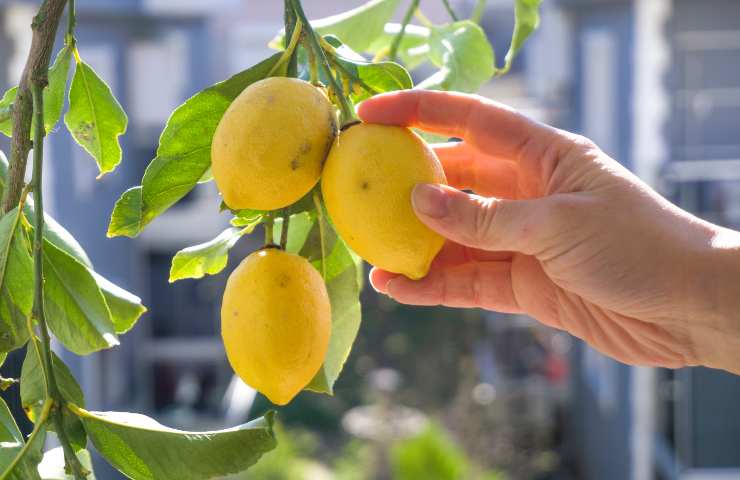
left=500, top=0, right=543, bottom=74
left=418, top=20, right=495, bottom=93
left=44, top=46, right=73, bottom=134
left=284, top=208, right=362, bottom=395
left=272, top=0, right=401, bottom=53
left=169, top=227, right=246, bottom=282
left=323, top=36, right=412, bottom=102
left=230, top=209, right=265, bottom=228
left=37, top=448, right=95, bottom=480
left=43, top=240, right=118, bottom=356
left=108, top=53, right=282, bottom=238
left=366, top=23, right=432, bottom=70
left=91, top=272, right=146, bottom=335
left=72, top=407, right=277, bottom=480
left=0, top=207, right=34, bottom=354
left=64, top=61, right=128, bottom=176
left=0, top=87, right=17, bottom=137
left=21, top=342, right=87, bottom=451
left=0, top=397, right=45, bottom=480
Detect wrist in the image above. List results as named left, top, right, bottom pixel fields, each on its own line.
left=688, top=227, right=740, bottom=374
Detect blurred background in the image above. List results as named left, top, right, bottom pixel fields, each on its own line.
left=1, top=0, right=740, bottom=478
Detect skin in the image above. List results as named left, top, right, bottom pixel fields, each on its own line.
left=358, top=89, right=740, bottom=375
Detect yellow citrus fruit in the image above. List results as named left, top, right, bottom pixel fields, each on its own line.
left=221, top=248, right=331, bottom=405
left=212, top=77, right=337, bottom=210
left=322, top=123, right=447, bottom=280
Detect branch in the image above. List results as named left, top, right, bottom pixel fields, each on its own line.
left=390, top=0, right=420, bottom=62
left=31, top=82, right=87, bottom=480
left=2, top=0, right=68, bottom=214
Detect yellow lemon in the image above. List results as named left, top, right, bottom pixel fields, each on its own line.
left=221, top=248, right=331, bottom=405
left=212, top=77, right=337, bottom=211
left=322, top=123, right=447, bottom=280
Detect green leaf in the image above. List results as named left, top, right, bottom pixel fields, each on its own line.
left=366, top=23, right=432, bottom=70
left=284, top=207, right=362, bottom=395
left=108, top=53, right=282, bottom=238
left=91, top=272, right=146, bottom=335
left=273, top=0, right=401, bottom=52
left=0, top=87, right=17, bottom=137
left=0, top=352, right=5, bottom=367
left=324, top=36, right=412, bottom=102
left=230, top=209, right=265, bottom=228
left=43, top=240, right=118, bottom=356
left=0, top=397, right=45, bottom=480
left=500, top=0, right=542, bottom=74
left=0, top=207, right=34, bottom=354
left=169, top=227, right=246, bottom=282
left=21, top=342, right=87, bottom=451
left=73, top=408, right=277, bottom=480
left=419, top=20, right=495, bottom=92
left=0, top=46, right=71, bottom=138
left=64, top=61, right=128, bottom=176
left=38, top=448, right=95, bottom=480
left=44, top=46, right=73, bottom=134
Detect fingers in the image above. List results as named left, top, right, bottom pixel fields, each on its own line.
left=433, top=142, right=518, bottom=198
left=371, top=262, right=522, bottom=313
left=358, top=89, right=557, bottom=161
left=432, top=241, right=513, bottom=268
left=411, top=183, right=561, bottom=255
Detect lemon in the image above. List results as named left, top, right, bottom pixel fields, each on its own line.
left=322, top=123, right=447, bottom=280
left=212, top=77, right=337, bottom=211
left=221, top=248, right=331, bottom=405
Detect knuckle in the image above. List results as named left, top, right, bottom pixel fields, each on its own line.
left=471, top=197, right=499, bottom=247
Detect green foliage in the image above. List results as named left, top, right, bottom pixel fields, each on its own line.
left=0, top=397, right=46, bottom=480
left=107, top=53, right=283, bottom=238
left=391, top=424, right=470, bottom=480
left=420, top=21, right=495, bottom=92
left=169, top=227, right=248, bottom=282
left=282, top=0, right=402, bottom=53
left=21, top=342, right=87, bottom=451
left=74, top=408, right=277, bottom=480
left=64, top=60, right=128, bottom=176
left=44, top=46, right=73, bottom=134
left=280, top=208, right=363, bottom=395
left=37, top=447, right=95, bottom=480
left=42, top=240, right=119, bottom=356
left=0, top=87, right=15, bottom=137
left=323, top=36, right=413, bottom=102
left=0, top=207, right=34, bottom=353
left=501, top=0, right=543, bottom=74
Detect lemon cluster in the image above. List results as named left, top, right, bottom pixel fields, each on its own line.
left=212, top=77, right=446, bottom=405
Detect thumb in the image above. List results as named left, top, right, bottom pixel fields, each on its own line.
left=411, top=183, right=556, bottom=255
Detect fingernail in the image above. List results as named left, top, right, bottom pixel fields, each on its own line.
left=412, top=184, right=449, bottom=219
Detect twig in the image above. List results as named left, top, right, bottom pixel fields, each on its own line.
left=441, top=0, right=459, bottom=21
left=2, top=0, right=68, bottom=214
left=31, top=82, right=87, bottom=480
left=280, top=212, right=290, bottom=250
left=390, top=0, right=420, bottom=62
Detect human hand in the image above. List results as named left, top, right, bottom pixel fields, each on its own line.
left=358, top=89, right=740, bottom=374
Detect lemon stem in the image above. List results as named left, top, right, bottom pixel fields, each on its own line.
left=288, top=0, right=357, bottom=125
left=264, top=214, right=275, bottom=246
left=280, top=212, right=290, bottom=250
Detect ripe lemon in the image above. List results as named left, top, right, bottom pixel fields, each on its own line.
left=212, top=77, right=337, bottom=211
left=322, top=123, right=447, bottom=280
left=221, top=248, right=331, bottom=405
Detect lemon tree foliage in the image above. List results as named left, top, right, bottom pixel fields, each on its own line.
left=0, top=0, right=542, bottom=478
left=73, top=408, right=276, bottom=480
left=21, top=343, right=87, bottom=451
left=64, top=60, right=128, bottom=176
left=107, top=53, right=283, bottom=238
left=0, top=397, right=46, bottom=480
